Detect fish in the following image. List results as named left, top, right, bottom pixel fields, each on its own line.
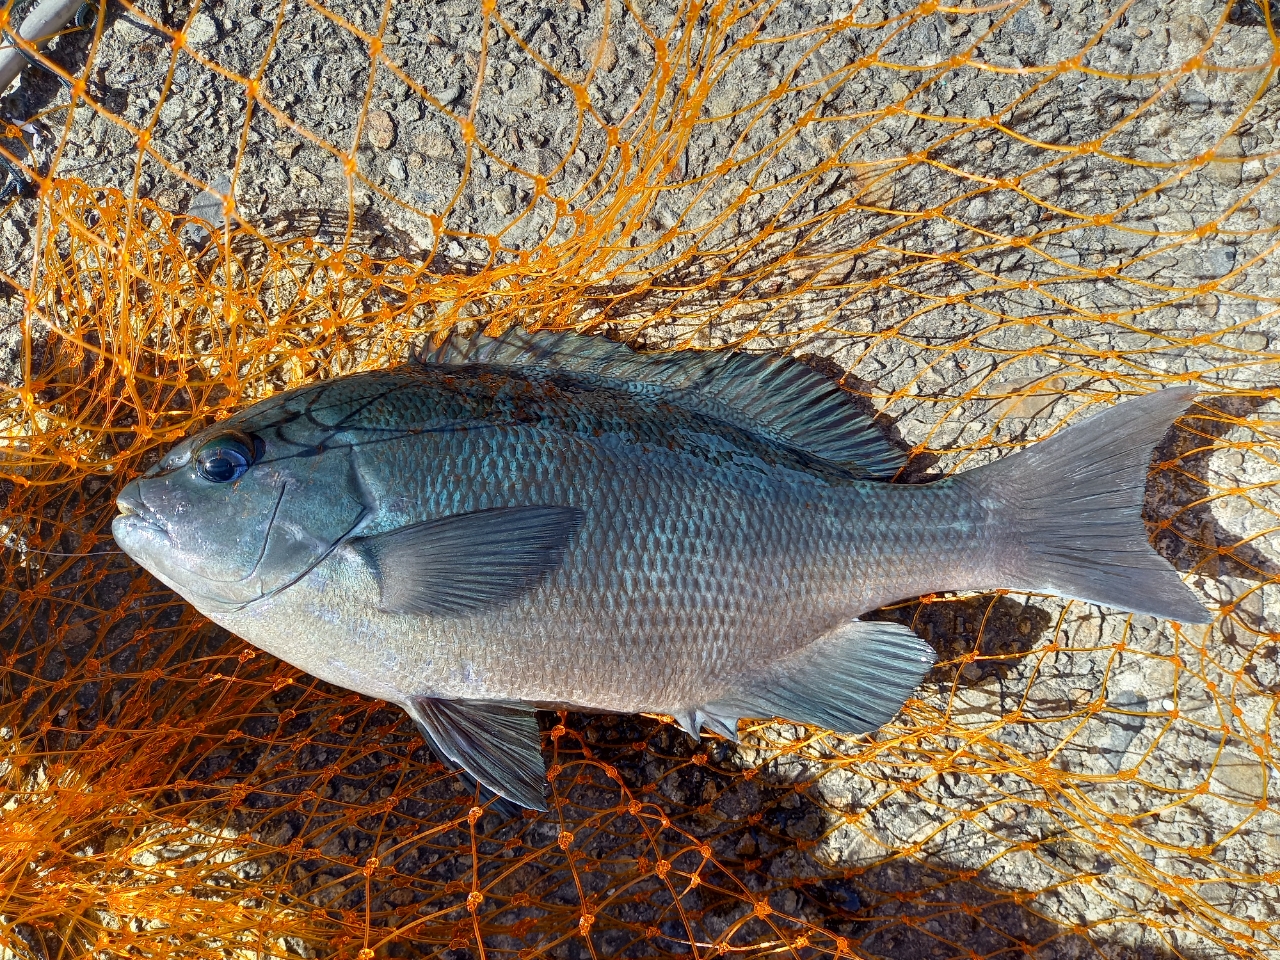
left=111, top=329, right=1211, bottom=809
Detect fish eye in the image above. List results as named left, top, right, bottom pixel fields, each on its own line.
left=194, top=433, right=258, bottom=483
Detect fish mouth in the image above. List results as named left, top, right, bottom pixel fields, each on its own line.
left=115, top=485, right=150, bottom=521
left=113, top=483, right=168, bottom=539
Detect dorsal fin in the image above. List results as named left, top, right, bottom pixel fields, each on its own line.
left=415, top=328, right=906, bottom=480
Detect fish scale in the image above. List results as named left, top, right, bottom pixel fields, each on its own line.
left=217, top=392, right=977, bottom=708
left=112, top=329, right=1210, bottom=808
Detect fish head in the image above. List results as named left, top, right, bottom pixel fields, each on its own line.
left=112, top=393, right=371, bottom=612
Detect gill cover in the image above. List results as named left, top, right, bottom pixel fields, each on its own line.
left=113, top=386, right=372, bottom=610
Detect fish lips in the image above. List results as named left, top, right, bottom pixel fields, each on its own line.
left=112, top=480, right=173, bottom=556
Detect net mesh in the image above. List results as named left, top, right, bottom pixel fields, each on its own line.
left=0, top=0, right=1278, bottom=956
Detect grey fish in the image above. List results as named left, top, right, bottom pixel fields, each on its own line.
left=112, top=330, right=1210, bottom=809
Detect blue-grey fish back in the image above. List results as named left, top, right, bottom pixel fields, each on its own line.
left=417, top=327, right=907, bottom=478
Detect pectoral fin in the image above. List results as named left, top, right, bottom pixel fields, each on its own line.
left=354, top=506, right=584, bottom=617
left=406, top=697, right=549, bottom=811
left=692, top=620, right=935, bottom=738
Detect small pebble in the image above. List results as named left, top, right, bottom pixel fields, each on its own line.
left=366, top=110, right=397, bottom=150
left=1194, top=293, right=1219, bottom=318
left=491, top=184, right=516, bottom=214
left=1212, top=134, right=1244, bottom=188
left=1204, top=245, right=1237, bottom=277
left=184, top=11, right=219, bottom=47
left=418, top=133, right=454, bottom=158
left=595, top=39, right=618, bottom=72
left=290, top=167, right=321, bottom=189
left=387, top=157, right=408, bottom=180
left=1161, top=699, right=1176, bottom=712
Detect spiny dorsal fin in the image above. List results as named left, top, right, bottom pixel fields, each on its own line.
left=416, top=328, right=906, bottom=480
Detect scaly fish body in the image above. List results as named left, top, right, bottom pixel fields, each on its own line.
left=202, top=367, right=985, bottom=711
left=112, top=330, right=1209, bottom=808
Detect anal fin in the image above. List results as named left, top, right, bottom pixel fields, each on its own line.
left=694, top=620, right=935, bottom=738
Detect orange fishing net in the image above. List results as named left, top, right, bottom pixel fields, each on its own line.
left=1, top=0, right=1277, bottom=956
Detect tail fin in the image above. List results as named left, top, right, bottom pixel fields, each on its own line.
left=962, top=387, right=1211, bottom=624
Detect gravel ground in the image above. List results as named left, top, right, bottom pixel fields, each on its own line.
left=1, top=0, right=1278, bottom=956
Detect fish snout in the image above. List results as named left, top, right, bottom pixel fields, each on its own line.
left=114, top=481, right=165, bottom=534
left=116, top=480, right=146, bottom=518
